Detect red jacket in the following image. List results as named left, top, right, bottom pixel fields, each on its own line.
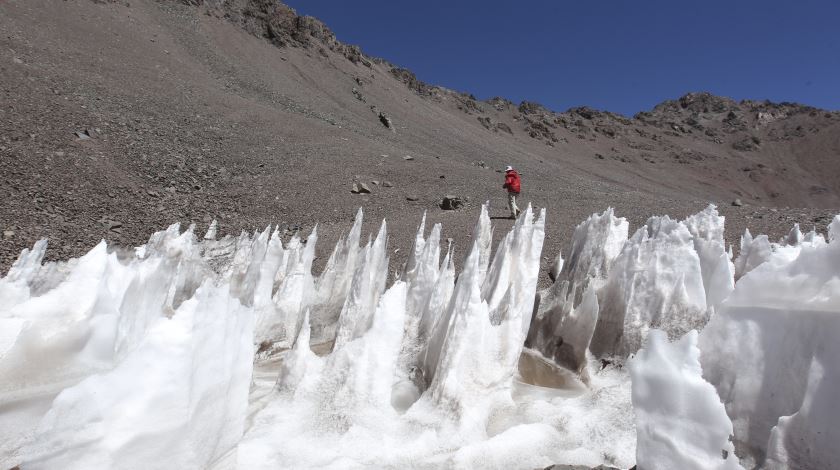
left=503, top=170, right=521, bottom=193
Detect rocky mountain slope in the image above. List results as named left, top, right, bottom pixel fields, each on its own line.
left=1, top=0, right=838, bottom=279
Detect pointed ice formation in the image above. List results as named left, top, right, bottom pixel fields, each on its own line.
left=204, top=219, right=218, bottom=240
left=252, top=227, right=318, bottom=348
left=526, top=208, right=626, bottom=377
left=393, top=216, right=448, bottom=406
left=682, top=205, right=734, bottom=310
left=0, top=225, right=256, bottom=469
left=333, top=220, right=390, bottom=350
left=2, top=204, right=839, bottom=470
left=310, top=209, right=364, bottom=344
left=560, top=207, right=628, bottom=292
left=733, top=229, right=772, bottom=279
left=422, top=205, right=494, bottom=384
left=20, top=282, right=254, bottom=470
left=526, top=282, right=599, bottom=378
left=426, top=205, right=545, bottom=431
left=276, top=311, right=321, bottom=395
left=591, top=215, right=708, bottom=357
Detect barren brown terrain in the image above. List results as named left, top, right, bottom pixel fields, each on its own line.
left=2, top=0, right=839, bottom=283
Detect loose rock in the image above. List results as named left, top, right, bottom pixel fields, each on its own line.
left=378, top=112, right=394, bottom=131
left=439, top=195, right=465, bottom=210
left=351, top=183, right=371, bottom=194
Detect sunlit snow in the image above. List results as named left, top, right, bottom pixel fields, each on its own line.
left=1, top=204, right=838, bottom=469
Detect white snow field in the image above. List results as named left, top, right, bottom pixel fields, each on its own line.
left=1, top=204, right=838, bottom=469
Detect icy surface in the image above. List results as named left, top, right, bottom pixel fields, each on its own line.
left=733, top=228, right=772, bottom=279
left=556, top=207, right=628, bottom=295
left=526, top=208, right=626, bottom=378
left=592, top=214, right=709, bottom=356
left=699, top=215, right=840, bottom=468
left=1, top=207, right=838, bottom=469
left=22, top=283, right=253, bottom=469
left=630, top=330, right=742, bottom=470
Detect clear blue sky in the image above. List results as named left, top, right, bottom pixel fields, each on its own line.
left=284, top=0, right=840, bottom=116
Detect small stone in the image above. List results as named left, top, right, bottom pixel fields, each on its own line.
left=146, top=189, right=159, bottom=197
left=371, top=180, right=380, bottom=185
left=383, top=181, right=393, bottom=188
left=732, top=198, right=743, bottom=207
left=74, top=130, right=91, bottom=140
left=3, top=230, right=14, bottom=239
left=406, top=195, right=419, bottom=201
left=13, top=57, right=23, bottom=64
left=403, top=155, right=414, bottom=161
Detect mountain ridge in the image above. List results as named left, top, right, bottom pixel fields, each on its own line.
left=199, top=0, right=837, bottom=118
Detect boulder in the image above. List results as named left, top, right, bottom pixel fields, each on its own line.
left=74, top=129, right=92, bottom=140
left=439, top=195, right=465, bottom=210
left=378, top=112, right=394, bottom=131
left=350, top=183, right=371, bottom=194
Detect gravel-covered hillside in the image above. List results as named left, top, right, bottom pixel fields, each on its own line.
left=1, top=0, right=838, bottom=282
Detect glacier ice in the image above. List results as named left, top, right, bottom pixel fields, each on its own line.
left=590, top=205, right=735, bottom=358
left=699, top=214, right=840, bottom=468
left=1, top=205, right=838, bottom=469
left=593, top=213, right=710, bottom=357
left=630, top=330, right=742, bottom=470
left=21, top=282, right=253, bottom=469
left=526, top=208, right=626, bottom=378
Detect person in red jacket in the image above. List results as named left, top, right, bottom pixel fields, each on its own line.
left=502, top=165, right=521, bottom=219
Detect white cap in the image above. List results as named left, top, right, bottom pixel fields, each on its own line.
left=505, top=165, right=513, bottom=171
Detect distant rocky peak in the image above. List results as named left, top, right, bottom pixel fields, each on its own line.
left=651, top=92, right=738, bottom=116
left=197, top=0, right=371, bottom=65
